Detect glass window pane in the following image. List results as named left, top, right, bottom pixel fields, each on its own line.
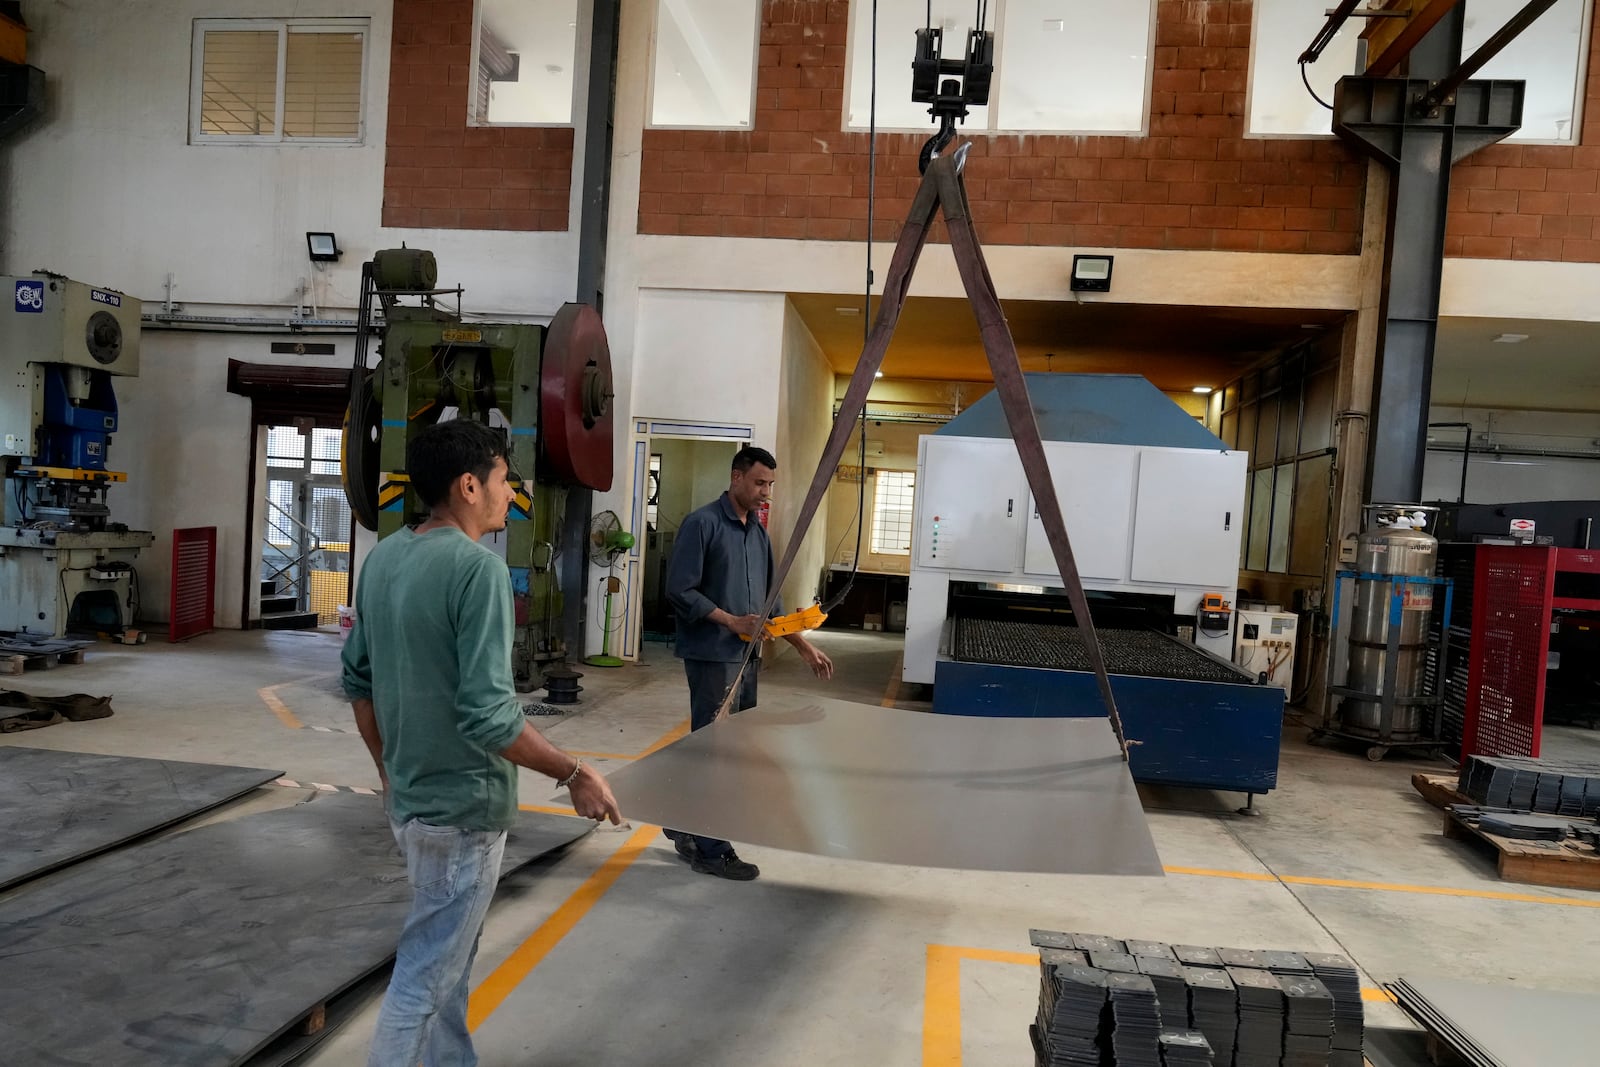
left=1464, top=0, right=1591, bottom=142
left=1239, top=468, right=1254, bottom=567
left=1277, top=383, right=1302, bottom=461
left=1238, top=402, right=1259, bottom=462
left=1248, top=0, right=1360, bottom=136
left=1291, top=454, right=1332, bottom=576
left=1220, top=411, right=1238, bottom=450
left=650, top=0, right=760, bottom=128
left=267, top=480, right=296, bottom=546
left=995, top=0, right=1153, bottom=132
left=870, top=470, right=915, bottom=555
left=200, top=30, right=279, bottom=136
left=476, top=0, right=578, bottom=125
left=267, top=426, right=304, bottom=461
left=848, top=0, right=990, bottom=130
left=283, top=30, right=363, bottom=138
left=1300, top=368, right=1336, bottom=454
left=1256, top=398, right=1281, bottom=468
left=1247, top=467, right=1272, bottom=571
left=311, top=427, right=341, bottom=461
left=1268, top=461, right=1293, bottom=573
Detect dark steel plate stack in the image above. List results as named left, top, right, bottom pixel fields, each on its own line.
left=1459, top=754, right=1600, bottom=816
left=1030, top=932, right=1367, bottom=1067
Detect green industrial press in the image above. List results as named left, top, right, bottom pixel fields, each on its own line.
left=341, top=248, right=615, bottom=693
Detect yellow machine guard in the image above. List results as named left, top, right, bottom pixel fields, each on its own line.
left=15, top=466, right=128, bottom=482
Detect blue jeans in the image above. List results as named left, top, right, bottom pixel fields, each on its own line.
left=664, top=658, right=758, bottom=860
left=367, top=817, right=507, bottom=1067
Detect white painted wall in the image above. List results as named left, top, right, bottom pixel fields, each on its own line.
left=113, top=330, right=352, bottom=628
left=1423, top=407, right=1600, bottom=504
left=628, top=289, right=785, bottom=434
left=774, top=300, right=833, bottom=613
left=4, top=0, right=582, bottom=317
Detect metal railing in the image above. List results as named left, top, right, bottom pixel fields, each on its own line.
left=263, top=498, right=321, bottom=611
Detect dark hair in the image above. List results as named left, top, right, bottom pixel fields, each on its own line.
left=732, top=446, right=777, bottom=473
left=407, top=419, right=507, bottom=509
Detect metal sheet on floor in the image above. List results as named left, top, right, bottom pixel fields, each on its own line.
left=605, top=695, right=1163, bottom=875
left=1389, top=975, right=1600, bottom=1067
left=0, top=792, right=593, bottom=1067
left=0, top=746, right=284, bottom=891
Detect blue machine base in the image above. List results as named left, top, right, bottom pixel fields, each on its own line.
left=932, top=659, right=1284, bottom=795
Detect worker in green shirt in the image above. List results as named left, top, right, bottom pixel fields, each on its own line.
left=341, top=418, right=620, bottom=1067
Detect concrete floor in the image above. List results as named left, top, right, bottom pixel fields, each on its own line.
left=5, top=627, right=1600, bottom=1065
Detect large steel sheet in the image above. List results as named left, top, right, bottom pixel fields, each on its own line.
left=1389, top=975, right=1600, bottom=1067
left=605, top=696, right=1162, bottom=875
left=0, top=792, right=592, bottom=1067
left=0, top=746, right=283, bottom=890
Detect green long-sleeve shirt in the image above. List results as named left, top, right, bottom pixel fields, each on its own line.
left=340, top=526, right=526, bottom=831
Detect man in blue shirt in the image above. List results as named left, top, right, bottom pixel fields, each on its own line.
left=665, top=445, right=833, bottom=881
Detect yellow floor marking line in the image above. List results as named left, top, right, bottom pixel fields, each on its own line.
left=1164, top=864, right=1600, bottom=909
left=518, top=803, right=579, bottom=816
left=257, top=685, right=302, bottom=730
left=923, top=944, right=1394, bottom=1065
left=638, top=718, right=690, bottom=756
left=563, top=749, right=642, bottom=761
left=466, top=823, right=656, bottom=1031
left=882, top=652, right=905, bottom=708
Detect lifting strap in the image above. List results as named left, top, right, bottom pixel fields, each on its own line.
left=716, top=145, right=1132, bottom=758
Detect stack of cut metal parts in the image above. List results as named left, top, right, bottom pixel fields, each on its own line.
left=1387, top=975, right=1600, bottom=1067
left=1029, top=931, right=1365, bottom=1067
left=1458, top=754, right=1600, bottom=816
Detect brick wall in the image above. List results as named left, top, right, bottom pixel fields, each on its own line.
left=1444, top=16, right=1600, bottom=262
left=637, top=0, right=1365, bottom=253
left=383, top=0, right=573, bottom=231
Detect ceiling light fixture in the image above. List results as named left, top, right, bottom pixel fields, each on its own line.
left=834, top=306, right=860, bottom=315
left=1192, top=386, right=1214, bottom=394
left=1493, top=333, right=1529, bottom=343
left=874, top=370, right=884, bottom=378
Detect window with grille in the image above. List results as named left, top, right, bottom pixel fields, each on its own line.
left=191, top=19, right=367, bottom=143
left=870, top=470, right=915, bottom=556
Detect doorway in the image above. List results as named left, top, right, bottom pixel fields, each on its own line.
left=639, top=437, right=741, bottom=642
left=262, top=424, right=353, bottom=627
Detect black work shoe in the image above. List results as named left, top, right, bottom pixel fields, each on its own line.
left=673, top=836, right=699, bottom=863
left=691, top=849, right=760, bottom=881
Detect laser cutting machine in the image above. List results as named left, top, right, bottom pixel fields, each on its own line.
left=0, top=273, right=153, bottom=638
left=905, top=374, right=1284, bottom=803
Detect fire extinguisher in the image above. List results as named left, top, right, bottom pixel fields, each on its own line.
left=757, top=501, right=770, bottom=529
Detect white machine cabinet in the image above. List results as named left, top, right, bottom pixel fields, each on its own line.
left=1022, top=442, right=1137, bottom=582
left=914, top=435, right=1026, bottom=573
left=1130, top=449, right=1248, bottom=587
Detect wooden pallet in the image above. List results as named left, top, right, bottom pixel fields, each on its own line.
left=1442, top=809, right=1600, bottom=890
left=0, top=647, right=85, bottom=676
left=1411, top=772, right=1467, bottom=811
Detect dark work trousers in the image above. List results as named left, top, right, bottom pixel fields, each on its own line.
left=664, top=657, right=759, bottom=859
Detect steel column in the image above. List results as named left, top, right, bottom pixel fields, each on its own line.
left=1332, top=7, right=1528, bottom=503
left=563, top=0, right=621, bottom=664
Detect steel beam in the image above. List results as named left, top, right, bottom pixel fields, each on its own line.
left=1367, top=0, right=1464, bottom=76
